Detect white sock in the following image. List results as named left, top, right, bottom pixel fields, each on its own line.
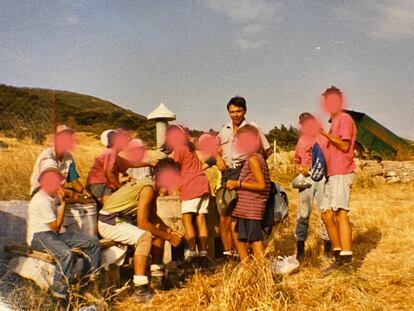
left=133, top=275, right=149, bottom=286
left=333, top=247, right=342, bottom=251
left=340, top=250, right=353, bottom=256
left=199, top=250, right=208, bottom=257
left=223, top=250, right=232, bottom=256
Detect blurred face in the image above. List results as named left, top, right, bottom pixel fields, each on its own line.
left=198, top=134, right=219, bottom=157
left=322, top=94, right=343, bottom=115
left=228, top=105, right=246, bottom=126
left=39, top=171, right=62, bottom=194
left=165, top=127, right=187, bottom=149
left=300, top=118, right=321, bottom=137
left=155, top=167, right=181, bottom=192
left=113, top=132, right=131, bottom=151
left=54, top=131, right=76, bottom=154
left=127, top=146, right=146, bottom=162
left=235, top=130, right=260, bottom=155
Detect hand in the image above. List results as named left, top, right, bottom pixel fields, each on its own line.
left=216, top=156, right=228, bottom=172
left=169, top=231, right=183, bottom=247
left=226, top=180, right=240, bottom=190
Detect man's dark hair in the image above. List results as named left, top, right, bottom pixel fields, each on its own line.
left=322, top=86, right=343, bottom=98
left=227, top=96, right=247, bottom=111
left=298, top=112, right=314, bottom=124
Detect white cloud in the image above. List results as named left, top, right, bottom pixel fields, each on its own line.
left=205, top=0, right=282, bottom=50
left=55, top=11, right=81, bottom=27
left=333, top=0, right=414, bottom=40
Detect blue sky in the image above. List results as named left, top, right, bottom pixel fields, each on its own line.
left=1, top=0, right=414, bottom=139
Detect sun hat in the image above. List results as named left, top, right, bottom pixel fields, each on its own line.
left=55, top=124, right=74, bottom=135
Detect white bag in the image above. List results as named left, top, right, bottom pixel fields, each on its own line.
left=270, top=256, right=300, bottom=276
left=291, top=173, right=311, bottom=190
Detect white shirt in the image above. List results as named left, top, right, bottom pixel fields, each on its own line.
left=218, top=119, right=271, bottom=168
left=26, top=190, right=64, bottom=245
left=30, top=148, right=78, bottom=196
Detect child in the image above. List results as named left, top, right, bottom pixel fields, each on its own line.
left=293, top=113, right=330, bottom=261
left=320, top=86, right=357, bottom=267
left=226, top=125, right=271, bottom=261
left=27, top=159, right=101, bottom=300
left=163, top=125, right=210, bottom=270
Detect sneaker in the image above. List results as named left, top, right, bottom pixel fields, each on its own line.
left=322, top=254, right=353, bottom=276
left=183, top=256, right=198, bottom=273
left=338, top=255, right=353, bottom=265
left=323, top=240, right=333, bottom=259
left=198, top=256, right=210, bottom=271
left=271, top=256, right=300, bottom=276
left=134, top=284, right=153, bottom=302
left=296, top=241, right=305, bottom=262
left=333, top=249, right=341, bottom=262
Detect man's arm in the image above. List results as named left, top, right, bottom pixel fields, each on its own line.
left=48, top=190, right=66, bottom=233
left=321, top=131, right=350, bottom=153
left=137, top=186, right=173, bottom=241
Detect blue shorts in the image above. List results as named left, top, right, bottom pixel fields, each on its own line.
left=235, top=218, right=263, bottom=243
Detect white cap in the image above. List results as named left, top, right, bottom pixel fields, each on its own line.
left=100, top=129, right=116, bottom=147
left=38, top=159, right=61, bottom=181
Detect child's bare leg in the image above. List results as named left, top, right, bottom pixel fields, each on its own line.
left=250, top=241, right=265, bottom=259
left=236, top=241, right=249, bottom=261
left=196, top=213, right=208, bottom=252
left=182, top=213, right=196, bottom=251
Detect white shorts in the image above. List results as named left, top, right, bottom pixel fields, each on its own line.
left=181, top=194, right=209, bottom=214
left=98, top=220, right=146, bottom=246
left=321, top=173, right=355, bottom=212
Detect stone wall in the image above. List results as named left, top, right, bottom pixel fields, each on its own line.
left=357, top=160, right=414, bottom=183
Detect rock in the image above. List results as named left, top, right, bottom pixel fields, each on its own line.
left=386, top=176, right=401, bottom=184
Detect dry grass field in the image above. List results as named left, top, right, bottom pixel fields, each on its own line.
left=1, top=134, right=414, bottom=310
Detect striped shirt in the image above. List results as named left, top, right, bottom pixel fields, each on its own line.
left=232, top=153, right=271, bottom=220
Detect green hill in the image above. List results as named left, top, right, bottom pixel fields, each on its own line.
left=0, top=84, right=155, bottom=145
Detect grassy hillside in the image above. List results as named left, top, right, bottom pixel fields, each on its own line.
left=0, top=84, right=155, bottom=145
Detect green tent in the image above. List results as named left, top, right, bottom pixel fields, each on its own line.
left=345, top=110, right=413, bottom=159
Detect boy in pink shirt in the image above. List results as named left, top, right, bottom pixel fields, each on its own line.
left=164, top=125, right=210, bottom=270
left=293, top=113, right=330, bottom=262
left=320, top=86, right=357, bottom=267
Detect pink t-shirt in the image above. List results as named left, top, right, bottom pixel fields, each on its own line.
left=326, top=112, right=357, bottom=176
left=87, top=149, right=119, bottom=188
left=173, top=145, right=210, bottom=201
left=294, top=135, right=328, bottom=169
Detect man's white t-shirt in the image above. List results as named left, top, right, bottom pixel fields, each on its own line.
left=26, top=190, right=64, bottom=245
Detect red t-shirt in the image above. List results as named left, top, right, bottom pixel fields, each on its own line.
left=87, top=149, right=127, bottom=188
left=326, top=112, right=357, bottom=176
left=173, top=145, right=210, bottom=201
left=294, top=134, right=328, bottom=169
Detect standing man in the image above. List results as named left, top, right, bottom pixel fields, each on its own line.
left=215, top=96, right=272, bottom=259
left=320, top=86, right=357, bottom=266
left=293, top=113, right=330, bottom=261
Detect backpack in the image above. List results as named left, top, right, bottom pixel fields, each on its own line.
left=310, top=143, right=327, bottom=182
left=262, top=182, right=289, bottom=236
